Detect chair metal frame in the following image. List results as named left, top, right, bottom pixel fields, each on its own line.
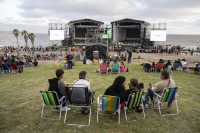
left=64, top=83, right=94, bottom=126
left=152, top=87, right=181, bottom=116
left=124, top=93, right=145, bottom=122
left=39, top=91, right=66, bottom=120
left=1, top=64, right=11, bottom=74
left=97, top=95, right=121, bottom=124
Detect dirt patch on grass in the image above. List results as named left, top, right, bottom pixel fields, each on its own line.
left=16, top=102, right=29, bottom=108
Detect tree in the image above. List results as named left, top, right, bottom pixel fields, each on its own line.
left=28, top=33, right=36, bottom=48
left=12, top=29, right=20, bottom=48
left=21, top=30, right=29, bottom=47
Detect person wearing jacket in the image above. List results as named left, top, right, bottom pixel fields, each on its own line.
left=66, top=52, right=73, bottom=69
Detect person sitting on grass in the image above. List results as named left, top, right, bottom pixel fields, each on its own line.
left=194, top=63, right=200, bottom=74
left=71, top=71, right=95, bottom=114
left=148, top=71, right=175, bottom=108
left=120, top=62, right=125, bottom=72
left=48, top=69, right=68, bottom=111
left=3, top=59, right=11, bottom=68
left=33, top=59, right=39, bottom=67
left=143, top=59, right=152, bottom=72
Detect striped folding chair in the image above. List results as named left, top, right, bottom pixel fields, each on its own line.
left=124, top=92, right=145, bottom=122
left=153, top=87, right=181, bottom=116
left=99, top=63, right=108, bottom=75
left=39, top=90, right=66, bottom=120
left=97, top=95, right=121, bottom=124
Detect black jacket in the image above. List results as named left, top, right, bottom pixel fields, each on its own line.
left=48, top=78, right=63, bottom=99
left=104, top=86, right=128, bottom=103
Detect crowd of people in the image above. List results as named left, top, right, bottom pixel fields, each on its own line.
left=48, top=68, right=175, bottom=114
left=142, top=58, right=199, bottom=74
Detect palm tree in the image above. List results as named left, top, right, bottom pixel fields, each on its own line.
left=21, top=30, right=29, bottom=47
left=28, top=33, right=36, bottom=48
left=12, top=29, right=20, bottom=48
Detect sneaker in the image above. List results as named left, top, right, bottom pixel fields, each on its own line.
left=60, top=107, right=70, bottom=111
left=112, top=111, right=116, bottom=115
left=145, top=104, right=149, bottom=108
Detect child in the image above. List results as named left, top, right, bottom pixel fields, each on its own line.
left=120, top=62, right=125, bottom=72
left=138, top=83, right=149, bottom=108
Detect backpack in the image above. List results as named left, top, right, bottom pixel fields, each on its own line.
left=126, top=68, right=129, bottom=72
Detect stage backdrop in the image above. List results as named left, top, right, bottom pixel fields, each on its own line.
left=86, top=44, right=107, bottom=60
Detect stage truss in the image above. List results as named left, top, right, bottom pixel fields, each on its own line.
left=48, top=23, right=66, bottom=46
left=144, top=23, right=167, bottom=48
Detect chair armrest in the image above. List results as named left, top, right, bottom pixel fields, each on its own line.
left=89, top=92, right=95, bottom=99
left=59, top=96, right=66, bottom=102
left=154, top=92, right=161, bottom=98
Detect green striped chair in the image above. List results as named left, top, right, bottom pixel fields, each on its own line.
left=124, top=92, right=145, bottom=122
left=97, top=95, right=121, bottom=124
left=39, top=90, right=66, bottom=120
left=153, top=87, right=181, bottom=116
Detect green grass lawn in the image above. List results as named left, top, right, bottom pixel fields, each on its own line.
left=1, top=63, right=200, bottom=133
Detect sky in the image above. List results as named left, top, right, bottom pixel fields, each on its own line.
left=0, top=0, right=200, bottom=34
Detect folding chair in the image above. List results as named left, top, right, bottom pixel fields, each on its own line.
left=124, top=92, right=145, bottom=122
left=64, top=84, right=95, bottom=126
left=97, top=95, right=121, bottom=124
left=143, top=63, right=151, bottom=72
left=99, top=63, right=108, bottom=75
left=153, top=87, right=181, bottom=116
left=111, top=62, right=120, bottom=74
left=155, top=63, right=164, bottom=73
left=173, top=63, right=181, bottom=72
left=1, top=64, right=11, bottom=74
left=10, top=63, right=19, bottom=74
left=39, top=90, right=66, bottom=120
left=181, top=64, right=189, bottom=72
left=166, top=65, right=173, bottom=73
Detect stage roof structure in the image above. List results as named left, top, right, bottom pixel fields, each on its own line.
left=111, top=18, right=150, bottom=25
left=68, top=18, right=104, bottom=25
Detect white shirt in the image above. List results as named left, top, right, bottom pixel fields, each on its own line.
left=73, top=79, right=90, bottom=91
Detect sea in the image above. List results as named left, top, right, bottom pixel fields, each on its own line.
left=0, top=34, right=200, bottom=49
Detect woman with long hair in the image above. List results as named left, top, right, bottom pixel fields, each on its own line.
left=104, top=76, right=127, bottom=103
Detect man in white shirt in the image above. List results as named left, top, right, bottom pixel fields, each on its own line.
left=71, top=71, right=94, bottom=114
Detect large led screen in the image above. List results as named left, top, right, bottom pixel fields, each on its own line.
left=50, top=30, right=64, bottom=40
left=102, top=29, right=112, bottom=39
left=150, top=30, right=167, bottom=41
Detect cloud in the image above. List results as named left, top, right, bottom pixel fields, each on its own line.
left=1, top=0, right=200, bottom=34
left=0, top=0, right=4, bottom=3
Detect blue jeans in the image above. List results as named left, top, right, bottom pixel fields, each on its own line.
left=148, top=88, right=154, bottom=103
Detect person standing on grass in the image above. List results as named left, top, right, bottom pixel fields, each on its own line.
left=128, top=48, right=132, bottom=64
left=66, top=52, right=73, bottom=69
left=48, top=69, right=68, bottom=111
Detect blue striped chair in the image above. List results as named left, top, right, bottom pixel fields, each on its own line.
left=39, top=90, right=66, bottom=120
left=124, top=92, right=145, bottom=122
left=153, top=87, right=181, bottom=116
left=97, top=95, right=121, bottom=124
